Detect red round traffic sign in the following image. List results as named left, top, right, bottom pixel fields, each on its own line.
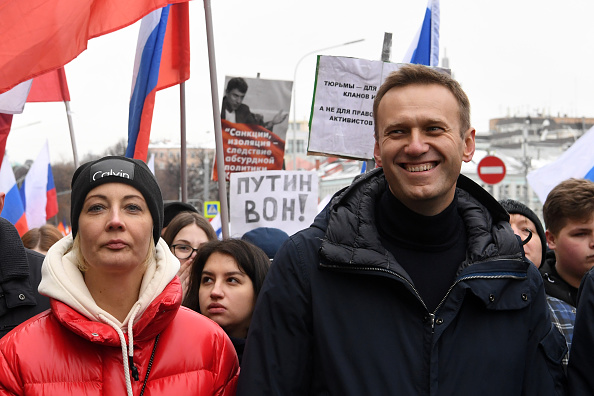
left=477, top=155, right=506, bottom=184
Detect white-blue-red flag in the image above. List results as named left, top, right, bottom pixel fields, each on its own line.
left=527, top=126, right=594, bottom=203
left=0, top=155, right=28, bottom=236
left=127, top=3, right=190, bottom=161
left=210, top=213, right=223, bottom=240
left=402, top=0, right=440, bottom=66
left=20, top=140, right=58, bottom=228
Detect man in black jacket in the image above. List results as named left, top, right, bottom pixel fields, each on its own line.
left=237, top=64, right=567, bottom=395
left=0, top=192, right=50, bottom=338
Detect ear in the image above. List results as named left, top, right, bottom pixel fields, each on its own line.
left=373, top=139, right=383, bottom=167
left=545, top=229, right=557, bottom=250
left=462, top=128, right=476, bottom=163
left=0, top=192, right=4, bottom=213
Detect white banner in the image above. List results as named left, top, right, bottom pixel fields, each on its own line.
left=230, top=170, right=318, bottom=237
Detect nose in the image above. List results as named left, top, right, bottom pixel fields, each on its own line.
left=404, top=130, right=428, bottom=156
left=210, top=281, right=224, bottom=299
left=106, top=209, right=125, bottom=230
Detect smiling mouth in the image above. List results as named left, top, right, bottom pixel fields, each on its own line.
left=403, top=162, right=436, bottom=172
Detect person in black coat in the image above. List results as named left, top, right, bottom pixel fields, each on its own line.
left=0, top=192, right=51, bottom=338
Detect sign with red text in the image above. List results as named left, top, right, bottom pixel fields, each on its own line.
left=214, top=76, right=292, bottom=181
left=229, top=170, right=318, bottom=237
left=478, top=155, right=506, bottom=184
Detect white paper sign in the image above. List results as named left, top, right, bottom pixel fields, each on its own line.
left=230, top=170, right=319, bottom=237
left=308, top=56, right=449, bottom=160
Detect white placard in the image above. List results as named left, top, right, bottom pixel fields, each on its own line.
left=308, top=56, right=449, bottom=160
left=229, top=170, right=319, bottom=237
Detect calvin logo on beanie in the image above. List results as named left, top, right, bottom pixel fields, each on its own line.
left=71, top=156, right=164, bottom=245
left=90, top=159, right=135, bottom=182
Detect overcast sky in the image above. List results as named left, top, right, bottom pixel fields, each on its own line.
left=7, top=0, right=594, bottom=165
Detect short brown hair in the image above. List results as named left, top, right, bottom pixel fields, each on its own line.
left=372, top=64, right=471, bottom=140
left=21, top=224, right=64, bottom=253
left=543, top=178, right=594, bottom=235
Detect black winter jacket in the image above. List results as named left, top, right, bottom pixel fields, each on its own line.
left=0, top=218, right=50, bottom=338
left=238, top=169, right=567, bottom=396
left=568, top=268, right=594, bottom=395
left=540, top=250, right=578, bottom=306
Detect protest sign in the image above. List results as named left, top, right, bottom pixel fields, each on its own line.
left=308, top=56, right=449, bottom=160
left=214, top=76, right=292, bottom=181
left=229, top=170, right=318, bottom=237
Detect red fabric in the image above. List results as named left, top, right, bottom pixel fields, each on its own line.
left=0, top=0, right=189, bottom=94
left=0, top=113, right=13, bottom=166
left=27, top=68, right=71, bottom=102
left=133, top=90, right=157, bottom=160
left=0, top=278, right=239, bottom=395
left=157, top=2, right=190, bottom=90
left=45, top=188, right=58, bottom=219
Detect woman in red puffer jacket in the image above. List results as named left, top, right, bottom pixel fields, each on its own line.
left=0, top=156, right=238, bottom=396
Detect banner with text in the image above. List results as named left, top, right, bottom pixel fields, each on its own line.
left=229, top=170, right=318, bottom=237
left=214, top=76, right=292, bottom=181
left=308, top=56, right=449, bottom=159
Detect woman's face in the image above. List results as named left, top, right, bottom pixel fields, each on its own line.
left=171, top=223, right=210, bottom=266
left=78, top=183, right=153, bottom=276
left=198, top=252, right=255, bottom=338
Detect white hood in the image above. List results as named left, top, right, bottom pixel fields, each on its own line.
left=39, top=235, right=180, bottom=329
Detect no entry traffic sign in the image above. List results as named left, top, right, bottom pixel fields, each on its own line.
left=477, top=155, right=506, bottom=184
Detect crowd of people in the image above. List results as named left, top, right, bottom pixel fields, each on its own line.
left=0, top=64, right=593, bottom=395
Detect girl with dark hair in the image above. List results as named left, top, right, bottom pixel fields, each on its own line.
left=183, top=239, right=270, bottom=364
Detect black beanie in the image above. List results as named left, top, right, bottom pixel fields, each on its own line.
left=499, top=199, right=547, bottom=264
left=70, top=156, right=163, bottom=245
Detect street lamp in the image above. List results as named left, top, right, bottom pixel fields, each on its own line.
left=291, top=39, right=365, bottom=170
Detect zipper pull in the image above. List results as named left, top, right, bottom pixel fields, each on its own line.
left=428, top=313, right=436, bottom=332
left=128, top=356, right=140, bottom=381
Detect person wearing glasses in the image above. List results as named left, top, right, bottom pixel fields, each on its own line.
left=163, top=212, right=217, bottom=299
left=183, top=239, right=270, bottom=365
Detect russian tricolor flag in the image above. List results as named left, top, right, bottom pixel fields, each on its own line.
left=126, top=4, right=190, bottom=161
left=127, top=6, right=170, bottom=161
left=210, top=213, right=223, bottom=240
left=20, top=140, right=58, bottom=228
left=0, top=155, right=28, bottom=236
left=527, top=126, right=594, bottom=203
left=403, top=0, right=440, bottom=66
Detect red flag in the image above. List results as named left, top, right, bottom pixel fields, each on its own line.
left=0, top=114, right=13, bottom=166
left=157, top=2, right=190, bottom=90
left=0, top=0, right=189, bottom=94
left=27, top=68, right=71, bottom=103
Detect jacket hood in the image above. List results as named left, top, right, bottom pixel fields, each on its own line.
left=39, top=235, right=180, bottom=329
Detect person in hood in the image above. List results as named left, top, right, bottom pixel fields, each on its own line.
left=237, top=64, right=567, bottom=395
left=0, top=192, right=50, bottom=339
left=0, top=156, right=238, bottom=396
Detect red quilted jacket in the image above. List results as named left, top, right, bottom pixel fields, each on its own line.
left=0, top=278, right=239, bottom=395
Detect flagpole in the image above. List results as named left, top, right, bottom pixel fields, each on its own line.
left=57, top=71, right=79, bottom=169
left=180, top=82, right=188, bottom=203
left=63, top=101, right=79, bottom=169
left=203, top=0, right=229, bottom=239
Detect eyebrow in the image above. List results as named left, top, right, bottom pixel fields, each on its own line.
left=201, top=270, right=246, bottom=277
